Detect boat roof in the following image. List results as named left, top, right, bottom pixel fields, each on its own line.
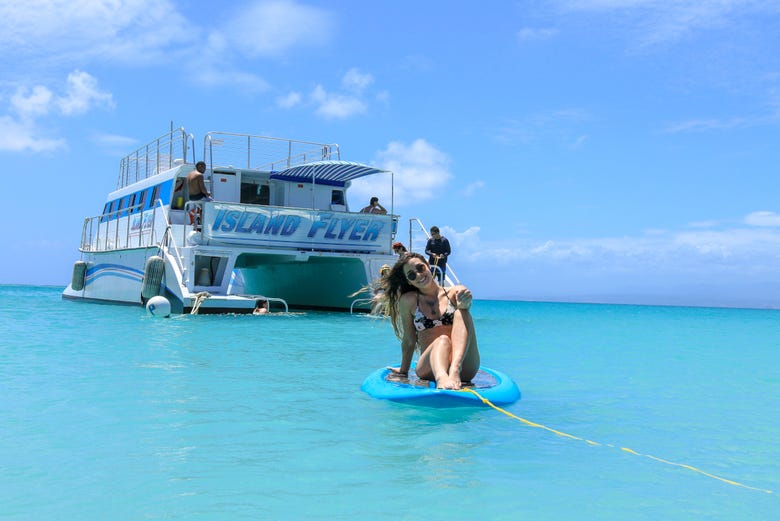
left=270, top=160, right=388, bottom=187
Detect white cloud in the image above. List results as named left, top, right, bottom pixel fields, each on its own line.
left=310, top=69, right=376, bottom=118
left=278, top=68, right=378, bottom=118
left=10, top=86, right=53, bottom=119
left=0, top=115, right=65, bottom=152
left=0, top=1, right=335, bottom=96
left=745, top=211, right=780, bottom=227
left=457, top=225, right=780, bottom=281
left=277, top=91, right=302, bottom=108
left=342, top=68, right=374, bottom=93
left=57, top=71, right=114, bottom=115
left=495, top=108, right=591, bottom=146
left=9, top=71, right=113, bottom=119
left=559, top=0, right=780, bottom=48
left=0, top=70, right=112, bottom=152
left=92, top=132, right=137, bottom=149
left=350, top=139, right=452, bottom=207
left=421, top=226, right=481, bottom=250
left=375, top=90, right=391, bottom=105
left=0, top=0, right=193, bottom=67
left=311, top=85, right=367, bottom=119
left=461, top=180, right=485, bottom=197
left=517, top=27, right=558, bottom=41
left=198, top=68, right=271, bottom=94
left=570, top=134, right=589, bottom=149
left=665, top=117, right=750, bottom=133
left=221, top=0, right=334, bottom=58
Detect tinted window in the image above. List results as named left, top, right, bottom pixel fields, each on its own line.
left=150, top=185, right=161, bottom=208
left=136, top=190, right=147, bottom=211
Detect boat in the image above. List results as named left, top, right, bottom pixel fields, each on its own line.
left=62, top=127, right=400, bottom=314
left=361, top=365, right=521, bottom=407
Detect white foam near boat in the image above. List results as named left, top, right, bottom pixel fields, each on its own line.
left=62, top=128, right=401, bottom=314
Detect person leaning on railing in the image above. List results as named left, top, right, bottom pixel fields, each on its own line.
left=360, top=196, right=387, bottom=214
left=187, top=161, right=212, bottom=201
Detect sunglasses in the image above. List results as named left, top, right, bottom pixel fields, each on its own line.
left=405, top=263, right=428, bottom=281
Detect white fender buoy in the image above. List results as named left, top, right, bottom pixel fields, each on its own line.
left=141, top=255, right=165, bottom=299
left=146, top=295, right=171, bottom=317
left=71, top=261, right=87, bottom=291
left=197, top=267, right=212, bottom=286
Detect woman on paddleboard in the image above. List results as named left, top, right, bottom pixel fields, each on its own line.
left=376, top=252, right=480, bottom=389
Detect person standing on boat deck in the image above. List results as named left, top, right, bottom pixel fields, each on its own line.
left=187, top=161, right=212, bottom=201
left=376, top=252, right=480, bottom=390
left=360, top=196, right=387, bottom=214
left=392, top=242, right=407, bottom=255
left=425, top=226, right=450, bottom=284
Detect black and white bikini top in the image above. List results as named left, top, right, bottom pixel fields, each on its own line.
left=413, top=290, right=456, bottom=332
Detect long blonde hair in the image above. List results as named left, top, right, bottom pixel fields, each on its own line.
left=374, top=252, right=429, bottom=339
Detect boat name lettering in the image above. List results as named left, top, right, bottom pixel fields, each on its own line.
left=211, top=210, right=383, bottom=241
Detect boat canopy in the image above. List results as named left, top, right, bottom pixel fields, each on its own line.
left=270, top=160, right=388, bottom=187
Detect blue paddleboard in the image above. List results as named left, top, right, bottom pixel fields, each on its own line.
left=361, top=365, right=521, bottom=407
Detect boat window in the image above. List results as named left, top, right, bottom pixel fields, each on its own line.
left=118, top=196, right=129, bottom=216
left=158, top=180, right=173, bottom=206
left=241, top=183, right=270, bottom=205
left=100, top=202, right=111, bottom=223
left=149, top=185, right=160, bottom=209
left=331, top=190, right=345, bottom=205
left=135, top=190, right=147, bottom=213
left=128, top=193, right=137, bottom=213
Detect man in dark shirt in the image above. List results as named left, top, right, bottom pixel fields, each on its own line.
left=425, top=226, right=451, bottom=284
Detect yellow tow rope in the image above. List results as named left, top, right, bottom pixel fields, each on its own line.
left=459, top=388, right=773, bottom=494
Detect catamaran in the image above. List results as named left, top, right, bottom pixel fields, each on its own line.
left=62, top=127, right=399, bottom=314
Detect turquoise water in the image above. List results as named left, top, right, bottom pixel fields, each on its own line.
left=2, top=285, right=779, bottom=520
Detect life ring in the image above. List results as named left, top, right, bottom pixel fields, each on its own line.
left=188, top=206, right=201, bottom=226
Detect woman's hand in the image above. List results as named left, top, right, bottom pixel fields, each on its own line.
left=454, top=287, right=473, bottom=310
left=386, top=366, right=408, bottom=376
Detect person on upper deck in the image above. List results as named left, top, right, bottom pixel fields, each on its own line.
left=187, top=161, right=212, bottom=201
left=376, top=252, right=480, bottom=390
left=360, top=197, right=387, bottom=214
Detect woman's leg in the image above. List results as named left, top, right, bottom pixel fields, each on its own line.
left=449, top=309, right=480, bottom=383
left=416, top=335, right=453, bottom=386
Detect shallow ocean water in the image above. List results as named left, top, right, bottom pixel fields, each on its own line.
left=1, top=285, right=778, bottom=520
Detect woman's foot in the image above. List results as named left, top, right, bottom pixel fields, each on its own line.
left=436, top=374, right=462, bottom=390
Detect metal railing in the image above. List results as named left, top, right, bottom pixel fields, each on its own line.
left=117, top=127, right=195, bottom=189
left=204, top=132, right=340, bottom=172
left=80, top=199, right=169, bottom=253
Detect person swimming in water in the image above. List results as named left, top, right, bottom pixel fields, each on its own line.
left=375, top=252, right=480, bottom=389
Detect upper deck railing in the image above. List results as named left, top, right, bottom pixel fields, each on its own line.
left=204, top=132, right=340, bottom=172
left=117, top=128, right=195, bottom=189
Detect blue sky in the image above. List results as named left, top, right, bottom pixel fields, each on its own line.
left=2, top=0, right=780, bottom=307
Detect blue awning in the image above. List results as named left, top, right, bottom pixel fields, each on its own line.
left=270, top=161, right=388, bottom=187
